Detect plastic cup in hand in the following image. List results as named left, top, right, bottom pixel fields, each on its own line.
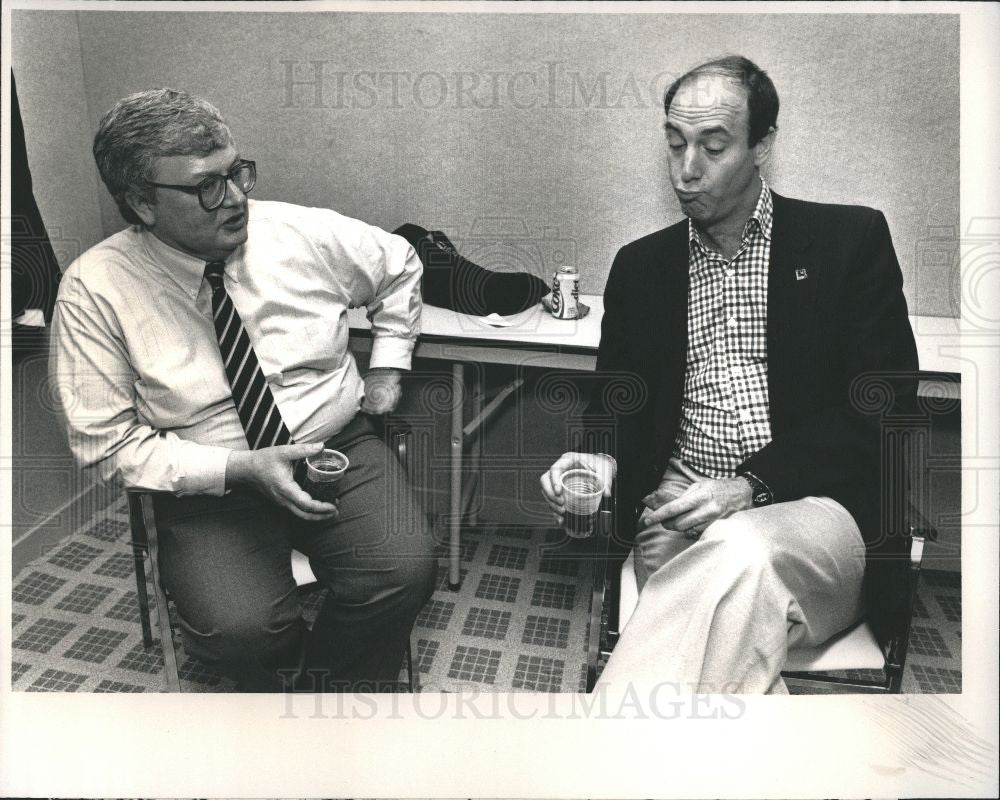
left=559, top=468, right=605, bottom=538
left=303, top=449, right=349, bottom=503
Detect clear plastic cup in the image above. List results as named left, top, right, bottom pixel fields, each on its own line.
left=559, top=468, right=605, bottom=537
left=302, top=449, right=349, bottom=503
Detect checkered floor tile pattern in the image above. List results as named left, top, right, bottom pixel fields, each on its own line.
left=416, top=524, right=600, bottom=692
left=11, top=496, right=962, bottom=693
left=10, top=498, right=599, bottom=692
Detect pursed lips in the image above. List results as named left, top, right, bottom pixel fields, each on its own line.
left=220, top=210, right=246, bottom=228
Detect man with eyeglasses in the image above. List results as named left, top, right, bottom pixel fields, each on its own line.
left=49, top=88, right=436, bottom=692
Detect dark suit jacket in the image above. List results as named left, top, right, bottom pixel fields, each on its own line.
left=578, top=192, right=919, bottom=628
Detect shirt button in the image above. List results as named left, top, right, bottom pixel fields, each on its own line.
left=730, top=365, right=743, bottom=377
left=725, top=269, right=735, bottom=278
left=727, top=316, right=738, bottom=328
left=739, top=409, right=752, bottom=422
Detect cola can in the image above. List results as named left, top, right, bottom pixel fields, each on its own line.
left=550, top=265, right=580, bottom=319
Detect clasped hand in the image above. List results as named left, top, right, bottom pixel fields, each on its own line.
left=642, top=476, right=752, bottom=535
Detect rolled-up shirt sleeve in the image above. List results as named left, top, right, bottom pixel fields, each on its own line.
left=338, top=219, right=422, bottom=370
left=50, top=278, right=231, bottom=496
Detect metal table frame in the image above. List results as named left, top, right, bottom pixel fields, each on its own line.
left=349, top=296, right=604, bottom=587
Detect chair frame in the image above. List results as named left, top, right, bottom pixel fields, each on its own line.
left=780, top=511, right=932, bottom=694
left=583, top=499, right=614, bottom=693
left=129, top=422, right=419, bottom=692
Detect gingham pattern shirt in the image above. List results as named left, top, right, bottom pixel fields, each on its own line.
left=672, top=178, right=774, bottom=477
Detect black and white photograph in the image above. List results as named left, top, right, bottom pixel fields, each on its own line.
left=2, top=1, right=997, bottom=798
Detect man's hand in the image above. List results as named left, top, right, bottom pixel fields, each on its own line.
left=226, top=443, right=339, bottom=521
left=540, top=452, right=616, bottom=521
left=642, top=476, right=752, bottom=535
left=361, top=368, right=403, bottom=415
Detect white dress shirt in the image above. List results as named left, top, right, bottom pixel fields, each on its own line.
left=50, top=199, right=422, bottom=496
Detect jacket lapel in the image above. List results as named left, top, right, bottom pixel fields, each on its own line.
left=767, top=193, right=820, bottom=422
left=651, top=223, right=691, bottom=468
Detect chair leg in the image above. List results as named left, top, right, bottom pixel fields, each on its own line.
left=885, top=663, right=905, bottom=693
left=140, top=494, right=181, bottom=692
left=132, top=542, right=154, bottom=648
left=393, top=424, right=423, bottom=693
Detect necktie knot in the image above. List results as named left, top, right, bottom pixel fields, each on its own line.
left=204, top=260, right=226, bottom=289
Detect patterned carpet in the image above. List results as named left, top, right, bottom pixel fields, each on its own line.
left=10, top=494, right=601, bottom=692
left=11, top=493, right=961, bottom=693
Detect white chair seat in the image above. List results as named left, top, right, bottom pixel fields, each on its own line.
left=617, top=551, right=885, bottom=674
left=783, top=619, right=884, bottom=671
left=291, top=549, right=318, bottom=587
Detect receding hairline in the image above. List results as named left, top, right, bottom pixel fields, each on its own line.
left=668, top=70, right=751, bottom=111
left=665, top=69, right=755, bottom=144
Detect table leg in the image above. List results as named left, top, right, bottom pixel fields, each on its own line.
left=449, top=362, right=464, bottom=588
left=468, top=366, right=484, bottom=527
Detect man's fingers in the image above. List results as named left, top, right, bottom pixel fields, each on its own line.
left=274, top=442, right=325, bottom=461
left=646, top=490, right=699, bottom=525
left=542, top=494, right=565, bottom=516
left=543, top=465, right=564, bottom=500
left=540, top=470, right=565, bottom=508
left=664, top=510, right=707, bottom=533
left=543, top=451, right=612, bottom=508
left=549, top=452, right=591, bottom=494
left=281, top=483, right=339, bottom=517
left=287, top=505, right=339, bottom=522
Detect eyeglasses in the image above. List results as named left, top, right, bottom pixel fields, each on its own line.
left=149, top=159, right=256, bottom=211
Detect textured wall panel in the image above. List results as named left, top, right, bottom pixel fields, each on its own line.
left=11, top=11, right=106, bottom=268
left=19, top=10, right=960, bottom=316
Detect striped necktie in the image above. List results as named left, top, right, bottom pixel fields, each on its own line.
left=204, top=260, right=292, bottom=449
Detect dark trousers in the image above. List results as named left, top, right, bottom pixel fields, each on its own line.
left=153, top=415, right=436, bottom=692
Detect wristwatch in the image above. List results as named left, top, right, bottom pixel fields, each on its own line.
left=739, top=471, right=774, bottom=507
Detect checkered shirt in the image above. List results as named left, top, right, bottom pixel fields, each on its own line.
left=672, top=178, right=774, bottom=477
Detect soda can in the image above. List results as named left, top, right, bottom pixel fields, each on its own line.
left=551, top=265, right=580, bottom=319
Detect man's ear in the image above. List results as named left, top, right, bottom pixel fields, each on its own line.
left=753, top=126, right=777, bottom=167
left=126, top=190, right=156, bottom=227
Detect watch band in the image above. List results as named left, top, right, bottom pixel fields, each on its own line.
left=740, top=471, right=774, bottom=507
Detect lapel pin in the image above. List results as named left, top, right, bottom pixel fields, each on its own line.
left=795, top=268, right=808, bottom=281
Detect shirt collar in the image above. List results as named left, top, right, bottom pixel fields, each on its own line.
left=140, top=229, right=240, bottom=301
left=688, top=176, right=774, bottom=253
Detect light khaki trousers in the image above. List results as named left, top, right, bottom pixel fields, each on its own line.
left=596, top=458, right=867, bottom=694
